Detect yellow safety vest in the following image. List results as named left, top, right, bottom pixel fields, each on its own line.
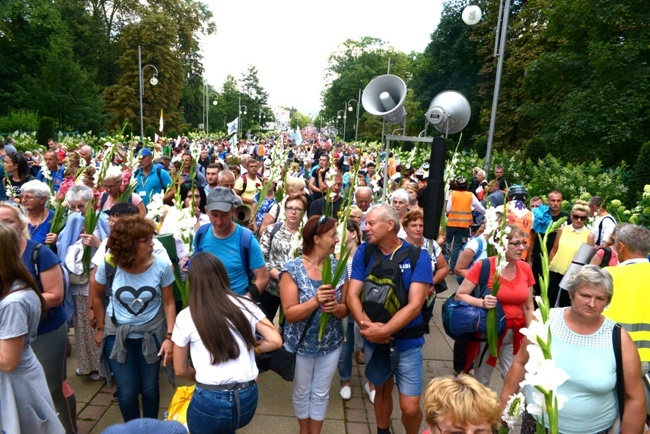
left=603, top=262, right=650, bottom=364
left=447, top=191, right=473, bottom=228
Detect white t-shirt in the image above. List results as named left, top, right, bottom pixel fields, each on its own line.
left=172, top=295, right=265, bottom=385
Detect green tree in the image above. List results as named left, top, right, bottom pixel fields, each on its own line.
left=239, top=65, right=269, bottom=135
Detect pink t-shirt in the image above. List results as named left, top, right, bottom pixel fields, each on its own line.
left=100, top=192, right=143, bottom=212
left=466, top=256, right=535, bottom=322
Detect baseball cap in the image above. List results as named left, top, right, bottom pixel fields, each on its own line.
left=139, top=148, right=153, bottom=158
left=101, top=418, right=186, bottom=434
left=206, top=187, right=236, bottom=212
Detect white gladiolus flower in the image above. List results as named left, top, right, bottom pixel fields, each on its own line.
left=502, top=392, right=525, bottom=429
left=520, top=359, right=570, bottom=391
left=524, top=344, right=546, bottom=375
left=146, top=193, right=166, bottom=220
left=520, top=319, right=551, bottom=347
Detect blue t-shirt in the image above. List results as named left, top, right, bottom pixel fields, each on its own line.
left=135, top=166, right=173, bottom=207
left=350, top=241, right=433, bottom=352
left=0, top=164, right=7, bottom=200
left=95, top=255, right=174, bottom=336
left=21, top=239, right=66, bottom=335
left=28, top=208, right=54, bottom=244
left=36, top=166, right=65, bottom=192
left=193, top=224, right=266, bottom=295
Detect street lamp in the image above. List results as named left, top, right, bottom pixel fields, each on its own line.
left=347, top=89, right=361, bottom=141
left=138, top=45, right=159, bottom=143
left=336, top=110, right=343, bottom=136
left=258, top=105, right=271, bottom=131
left=238, top=96, right=248, bottom=143
left=204, top=82, right=218, bottom=136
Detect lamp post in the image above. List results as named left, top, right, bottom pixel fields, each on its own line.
left=138, top=45, right=159, bottom=143
left=336, top=110, right=343, bottom=137
left=238, top=97, right=247, bottom=143
left=342, top=105, right=348, bottom=141
left=204, top=82, right=218, bottom=136
left=258, top=105, right=271, bottom=131
left=347, top=89, right=361, bottom=141
left=462, top=0, right=511, bottom=172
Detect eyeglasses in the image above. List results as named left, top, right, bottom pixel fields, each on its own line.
left=435, top=422, right=493, bottom=434
left=20, top=194, right=36, bottom=201
left=508, top=241, right=526, bottom=248
left=138, top=236, right=153, bottom=244
left=285, top=207, right=304, bottom=214
left=572, top=214, right=588, bottom=221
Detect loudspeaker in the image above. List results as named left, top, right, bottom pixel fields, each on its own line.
left=423, top=136, right=446, bottom=240
left=425, top=91, right=471, bottom=135
left=361, top=75, right=407, bottom=121
left=233, top=204, right=252, bottom=226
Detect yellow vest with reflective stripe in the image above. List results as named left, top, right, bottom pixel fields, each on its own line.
left=603, top=262, right=650, bottom=363
left=448, top=191, right=473, bottom=228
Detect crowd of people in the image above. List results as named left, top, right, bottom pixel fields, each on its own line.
left=1, top=133, right=649, bottom=434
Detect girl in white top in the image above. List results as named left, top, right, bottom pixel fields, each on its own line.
left=172, top=252, right=282, bottom=434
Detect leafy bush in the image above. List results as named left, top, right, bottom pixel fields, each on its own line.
left=0, top=110, right=39, bottom=133
left=37, top=117, right=55, bottom=146
left=168, top=129, right=178, bottom=139
left=86, top=120, right=101, bottom=137
left=144, top=125, right=156, bottom=141
left=122, top=122, right=133, bottom=139
left=627, top=142, right=650, bottom=204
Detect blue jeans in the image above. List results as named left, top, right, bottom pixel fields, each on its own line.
left=445, top=226, right=470, bottom=269
left=337, top=317, right=356, bottom=381
left=104, top=336, right=161, bottom=421
left=187, top=384, right=258, bottom=434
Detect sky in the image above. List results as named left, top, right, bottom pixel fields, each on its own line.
left=200, top=0, right=444, bottom=116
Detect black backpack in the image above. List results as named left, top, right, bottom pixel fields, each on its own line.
left=362, top=243, right=431, bottom=336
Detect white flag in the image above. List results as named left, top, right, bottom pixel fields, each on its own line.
left=227, top=118, right=238, bottom=136
left=159, top=109, right=164, bottom=133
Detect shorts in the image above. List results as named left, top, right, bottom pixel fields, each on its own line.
left=365, top=344, right=423, bottom=397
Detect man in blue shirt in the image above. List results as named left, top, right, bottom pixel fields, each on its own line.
left=193, top=187, right=269, bottom=297
left=36, top=151, right=65, bottom=192
left=347, top=203, right=432, bottom=434
left=134, top=148, right=173, bottom=207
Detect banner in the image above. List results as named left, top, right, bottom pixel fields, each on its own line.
left=227, top=118, right=238, bottom=136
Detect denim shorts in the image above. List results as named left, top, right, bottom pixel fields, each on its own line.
left=187, top=383, right=258, bottom=434
left=365, top=344, right=423, bottom=396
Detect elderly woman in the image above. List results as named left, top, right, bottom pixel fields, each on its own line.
left=280, top=215, right=348, bottom=434
left=501, top=266, right=646, bottom=434
left=19, top=180, right=56, bottom=245
left=548, top=200, right=595, bottom=307
left=91, top=215, right=176, bottom=422
left=259, top=176, right=307, bottom=235
left=422, top=374, right=501, bottom=434
left=3, top=152, right=35, bottom=201
left=100, top=165, right=145, bottom=217
left=0, top=203, right=77, bottom=433
left=0, top=223, right=65, bottom=434
left=455, top=225, right=535, bottom=386
left=391, top=188, right=410, bottom=238
left=57, top=185, right=104, bottom=380
left=260, top=194, right=308, bottom=321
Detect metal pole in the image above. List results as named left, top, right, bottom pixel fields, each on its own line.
left=206, top=83, right=210, bottom=136
left=484, top=0, right=511, bottom=173
left=138, top=46, right=144, bottom=143
left=381, top=118, right=388, bottom=202
left=237, top=96, right=241, bottom=144
left=355, top=88, right=361, bottom=142
left=343, top=105, right=347, bottom=141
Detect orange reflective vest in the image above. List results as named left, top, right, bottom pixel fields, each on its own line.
left=507, top=208, right=534, bottom=261
left=447, top=191, right=473, bottom=228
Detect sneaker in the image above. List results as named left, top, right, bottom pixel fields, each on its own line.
left=355, top=350, right=365, bottom=365
left=339, top=385, right=352, bottom=400
left=89, top=371, right=104, bottom=381
left=364, top=382, right=376, bottom=404
left=112, top=391, right=119, bottom=402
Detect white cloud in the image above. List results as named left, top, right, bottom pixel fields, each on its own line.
left=200, top=0, right=443, bottom=114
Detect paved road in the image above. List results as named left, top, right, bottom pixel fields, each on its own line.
left=68, top=275, right=510, bottom=433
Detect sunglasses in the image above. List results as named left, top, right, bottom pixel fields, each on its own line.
left=315, top=215, right=328, bottom=231
left=572, top=214, right=588, bottom=221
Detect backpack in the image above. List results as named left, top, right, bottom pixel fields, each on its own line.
left=596, top=215, right=616, bottom=246
left=32, top=242, right=70, bottom=312
left=597, top=246, right=612, bottom=268
left=194, top=224, right=260, bottom=302
left=456, top=236, right=485, bottom=285
left=362, top=243, right=431, bottom=336
left=103, top=253, right=117, bottom=308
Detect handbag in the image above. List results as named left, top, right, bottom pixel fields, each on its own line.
left=256, top=311, right=316, bottom=381
left=441, top=258, right=507, bottom=341
left=608, top=324, right=623, bottom=434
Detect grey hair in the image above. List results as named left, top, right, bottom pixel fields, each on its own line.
left=391, top=188, right=410, bottom=204
left=355, top=186, right=372, bottom=198
left=65, top=185, right=94, bottom=204
left=567, top=265, right=614, bottom=303
left=20, top=180, right=51, bottom=202
left=368, top=203, right=400, bottom=233
left=104, top=165, right=123, bottom=182
left=616, top=223, right=650, bottom=256
left=0, top=203, right=30, bottom=238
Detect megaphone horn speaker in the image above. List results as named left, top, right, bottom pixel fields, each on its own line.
left=425, top=90, right=471, bottom=135
left=361, top=74, right=407, bottom=117
left=233, top=204, right=252, bottom=226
